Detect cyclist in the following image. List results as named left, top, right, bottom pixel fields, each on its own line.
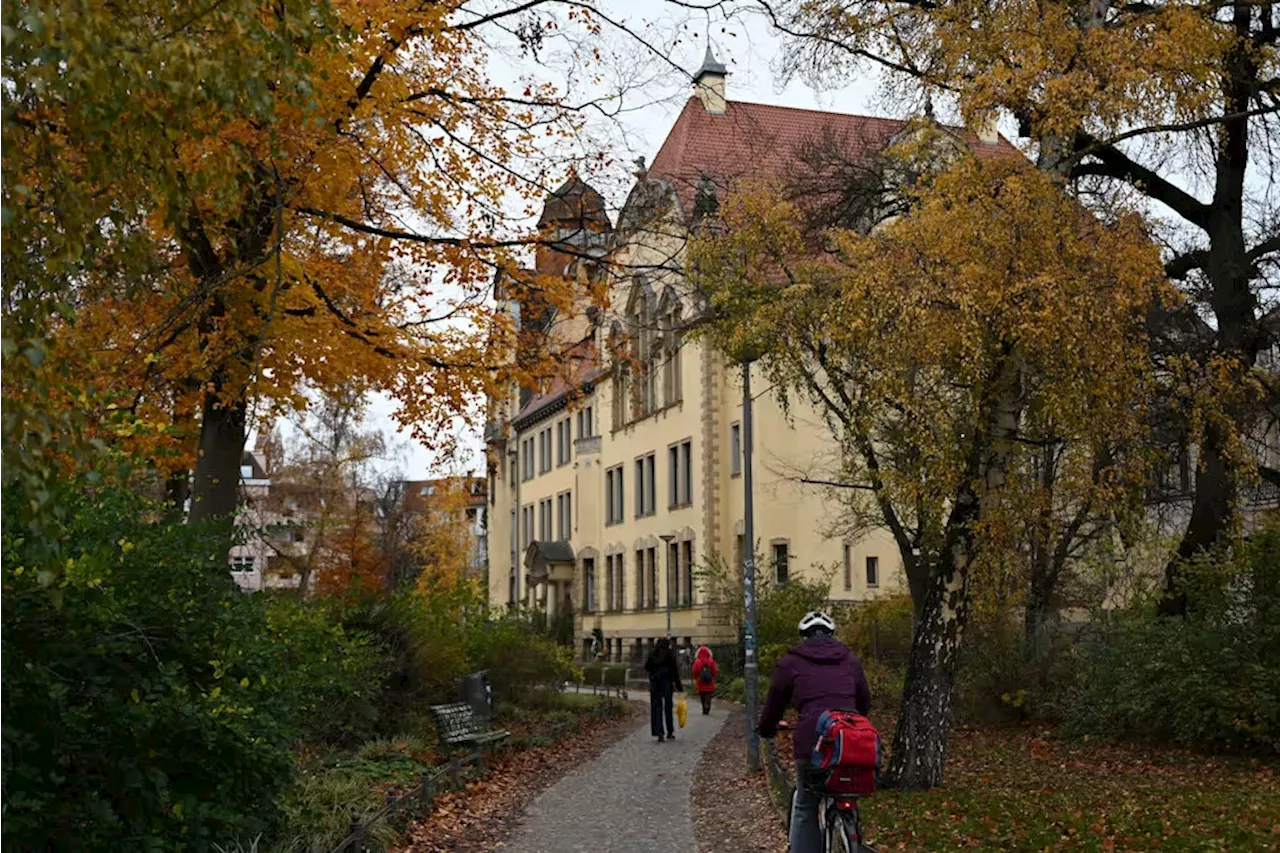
left=758, top=611, right=871, bottom=853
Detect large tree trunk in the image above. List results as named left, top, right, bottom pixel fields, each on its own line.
left=1162, top=16, right=1256, bottom=613
left=188, top=388, right=248, bottom=531
left=886, top=359, right=1024, bottom=789
left=885, top=490, right=977, bottom=789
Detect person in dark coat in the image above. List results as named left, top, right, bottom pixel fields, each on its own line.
left=644, top=637, right=683, bottom=742
left=758, top=611, right=871, bottom=853
left=691, top=645, right=719, bottom=715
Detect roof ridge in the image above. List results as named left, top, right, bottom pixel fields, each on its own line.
left=725, top=99, right=997, bottom=140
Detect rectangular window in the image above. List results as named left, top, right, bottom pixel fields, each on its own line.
left=667, top=541, right=680, bottom=609
left=556, top=491, right=572, bottom=539
left=584, top=557, right=596, bottom=612
left=635, top=457, right=645, bottom=518
left=633, top=452, right=656, bottom=517
left=670, top=439, right=693, bottom=507
left=510, top=508, right=516, bottom=553
left=646, top=454, right=656, bottom=514
left=681, top=440, right=692, bottom=505
left=866, top=556, right=879, bottom=588
left=773, top=542, right=789, bottom=585
left=730, top=423, right=742, bottom=477
left=604, top=556, right=614, bottom=611
left=843, top=545, right=853, bottom=591
left=682, top=540, right=695, bottom=605
left=522, top=438, right=534, bottom=481
left=648, top=547, right=658, bottom=608
left=556, top=419, right=571, bottom=466
left=522, top=505, right=533, bottom=548
left=615, top=553, right=626, bottom=611
left=668, top=445, right=679, bottom=507
left=230, top=556, right=255, bottom=572
left=577, top=405, right=594, bottom=439
left=606, top=465, right=624, bottom=525
left=539, top=498, right=552, bottom=541
left=539, top=428, right=552, bottom=473
left=636, top=549, right=647, bottom=609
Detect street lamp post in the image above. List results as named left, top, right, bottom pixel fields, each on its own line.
left=659, top=533, right=676, bottom=641
left=742, top=359, right=761, bottom=772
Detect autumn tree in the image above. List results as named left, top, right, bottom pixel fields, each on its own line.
left=408, top=477, right=483, bottom=590
left=253, top=392, right=388, bottom=597
left=2, top=0, right=659, bottom=571
left=753, top=0, right=1280, bottom=610
left=691, top=158, right=1170, bottom=788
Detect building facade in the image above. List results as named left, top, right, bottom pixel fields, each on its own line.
left=484, top=51, right=1024, bottom=659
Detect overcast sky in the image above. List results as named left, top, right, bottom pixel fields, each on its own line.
left=357, top=0, right=900, bottom=479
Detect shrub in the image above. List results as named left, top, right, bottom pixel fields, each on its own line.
left=841, top=594, right=914, bottom=667
left=756, top=575, right=838, bottom=647
left=717, top=677, right=747, bottom=703
left=466, top=614, right=577, bottom=701
left=264, top=597, right=387, bottom=746
left=1061, top=526, right=1280, bottom=752
left=3, top=486, right=325, bottom=850
left=275, top=769, right=402, bottom=853
left=952, top=613, right=1078, bottom=724
left=1, top=484, right=386, bottom=851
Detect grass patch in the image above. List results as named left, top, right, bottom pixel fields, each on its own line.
left=862, top=717, right=1280, bottom=851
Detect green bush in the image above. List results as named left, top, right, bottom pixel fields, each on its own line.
left=841, top=594, right=915, bottom=667
left=264, top=597, right=387, bottom=746
left=756, top=575, right=837, bottom=647
left=862, top=659, right=905, bottom=711
left=717, top=676, right=746, bottom=703
left=466, top=614, right=577, bottom=701
left=0, top=484, right=277, bottom=845
left=1, top=485, right=371, bottom=851
left=1061, top=527, right=1280, bottom=752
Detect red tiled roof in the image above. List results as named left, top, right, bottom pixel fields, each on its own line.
left=514, top=338, right=604, bottom=426
left=400, top=477, right=487, bottom=512
left=648, top=97, right=1023, bottom=215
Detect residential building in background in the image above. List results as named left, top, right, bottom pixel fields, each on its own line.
left=395, top=476, right=489, bottom=581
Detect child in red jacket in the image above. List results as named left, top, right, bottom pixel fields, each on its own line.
left=691, top=645, right=719, bottom=714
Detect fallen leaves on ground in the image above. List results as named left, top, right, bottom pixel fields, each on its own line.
left=396, top=702, right=645, bottom=852
left=693, top=707, right=787, bottom=853
left=772, top=711, right=1280, bottom=852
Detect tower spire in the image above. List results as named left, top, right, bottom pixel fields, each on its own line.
left=692, top=42, right=728, bottom=114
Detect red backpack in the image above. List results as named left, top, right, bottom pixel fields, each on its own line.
left=810, top=710, right=880, bottom=795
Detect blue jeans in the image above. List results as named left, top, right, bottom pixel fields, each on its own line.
left=649, top=681, right=674, bottom=736
left=790, top=760, right=822, bottom=853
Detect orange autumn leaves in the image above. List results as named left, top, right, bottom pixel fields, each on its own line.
left=14, top=0, right=590, bottom=482
left=692, top=157, right=1173, bottom=574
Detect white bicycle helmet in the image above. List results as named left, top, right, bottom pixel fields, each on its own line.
left=798, top=610, right=837, bottom=636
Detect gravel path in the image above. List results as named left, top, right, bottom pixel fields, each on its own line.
left=509, top=694, right=730, bottom=852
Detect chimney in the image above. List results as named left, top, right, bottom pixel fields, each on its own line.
left=975, top=109, right=1001, bottom=145
left=693, top=45, right=728, bottom=115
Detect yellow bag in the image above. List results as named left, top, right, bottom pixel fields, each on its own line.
left=676, top=692, right=688, bottom=728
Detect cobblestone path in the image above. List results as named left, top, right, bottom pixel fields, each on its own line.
left=510, top=694, right=730, bottom=852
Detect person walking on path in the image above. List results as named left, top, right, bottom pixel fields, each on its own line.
left=691, top=645, right=718, bottom=715
left=645, top=638, right=683, bottom=742
left=758, top=611, right=872, bottom=853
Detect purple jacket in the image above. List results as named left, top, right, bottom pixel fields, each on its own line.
left=758, top=636, right=871, bottom=760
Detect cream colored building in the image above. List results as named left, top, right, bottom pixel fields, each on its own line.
left=484, top=51, right=1021, bottom=659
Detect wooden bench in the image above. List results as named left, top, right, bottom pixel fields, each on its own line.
left=427, top=702, right=509, bottom=752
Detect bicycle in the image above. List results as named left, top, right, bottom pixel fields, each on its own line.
left=765, top=720, right=877, bottom=853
